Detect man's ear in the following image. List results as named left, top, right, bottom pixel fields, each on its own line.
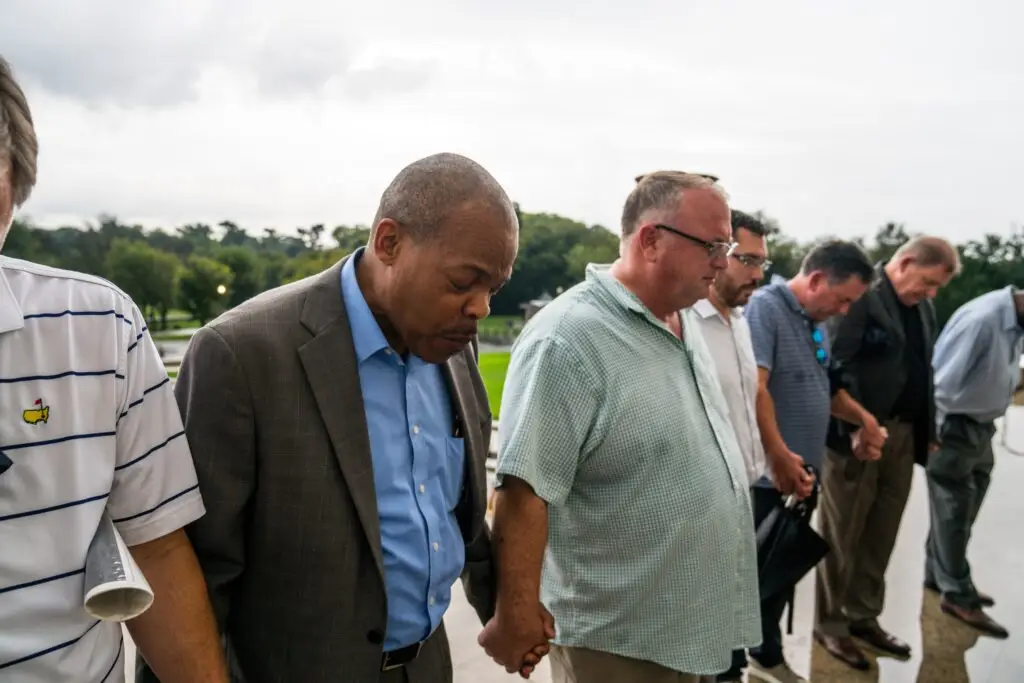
left=635, top=225, right=661, bottom=262
left=370, top=219, right=403, bottom=266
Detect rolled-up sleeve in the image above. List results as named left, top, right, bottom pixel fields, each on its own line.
left=494, top=336, right=600, bottom=506
left=109, top=303, right=205, bottom=547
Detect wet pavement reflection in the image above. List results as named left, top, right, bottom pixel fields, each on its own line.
left=807, top=409, right=1024, bottom=682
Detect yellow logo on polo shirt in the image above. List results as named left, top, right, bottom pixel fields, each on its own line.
left=22, top=398, right=49, bottom=425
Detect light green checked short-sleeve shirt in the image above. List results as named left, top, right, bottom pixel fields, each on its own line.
left=495, top=264, right=761, bottom=676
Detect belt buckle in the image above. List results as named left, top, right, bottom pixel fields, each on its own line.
left=381, top=641, right=423, bottom=672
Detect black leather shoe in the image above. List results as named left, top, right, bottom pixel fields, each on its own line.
left=941, top=602, right=1009, bottom=639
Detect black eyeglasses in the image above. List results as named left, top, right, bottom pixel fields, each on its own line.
left=654, top=224, right=736, bottom=259
left=732, top=253, right=773, bottom=271
left=810, top=327, right=828, bottom=366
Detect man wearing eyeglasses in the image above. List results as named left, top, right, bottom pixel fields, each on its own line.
left=741, top=240, right=884, bottom=683
left=815, top=237, right=960, bottom=669
left=688, top=210, right=814, bottom=683
left=487, top=172, right=760, bottom=682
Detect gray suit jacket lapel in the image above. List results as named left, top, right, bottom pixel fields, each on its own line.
left=296, top=257, right=385, bottom=580
left=443, top=351, right=486, bottom=545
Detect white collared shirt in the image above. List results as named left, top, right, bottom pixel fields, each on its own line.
left=687, top=298, right=766, bottom=485
left=0, top=256, right=205, bottom=682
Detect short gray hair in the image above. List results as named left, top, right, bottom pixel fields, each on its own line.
left=892, top=235, right=962, bottom=276
left=0, top=56, right=38, bottom=208
left=622, top=171, right=727, bottom=237
left=372, top=152, right=515, bottom=241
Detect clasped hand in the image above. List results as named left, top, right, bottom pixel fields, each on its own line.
left=852, top=415, right=888, bottom=461
left=478, top=603, right=555, bottom=679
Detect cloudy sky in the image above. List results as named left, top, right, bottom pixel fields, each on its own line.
left=3, top=0, right=1022, bottom=243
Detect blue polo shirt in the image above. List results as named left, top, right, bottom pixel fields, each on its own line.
left=744, top=280, right=832, bottom=487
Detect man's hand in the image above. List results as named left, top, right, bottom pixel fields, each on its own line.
left=852, top=416, right=887, bottom=461
left=768, top=449, right=814, bottom=499
left=479, top=602, right=555, bottom=678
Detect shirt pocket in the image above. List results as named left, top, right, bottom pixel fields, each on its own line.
left=443, top=436, right=466, bottom=511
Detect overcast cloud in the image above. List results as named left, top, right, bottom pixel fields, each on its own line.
left=2, top=0, right=1022, bottom=243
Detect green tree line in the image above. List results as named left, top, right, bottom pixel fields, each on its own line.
left=3, top=208, right=1021, bottom=330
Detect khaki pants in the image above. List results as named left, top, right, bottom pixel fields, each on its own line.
left=816, top=421, right=916, bottom=637
left=550, top=645, right=708, bottom=683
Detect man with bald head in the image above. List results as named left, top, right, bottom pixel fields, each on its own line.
left=143, top=153, right=532, bottom=683
left=483, top=172, right=760, bottom=682
left=815, top=236, right=959, bottom=670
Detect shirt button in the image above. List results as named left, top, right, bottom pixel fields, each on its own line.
left=412, top=425, right=420, bottom=435
left=419, top=484, right=426, bottom=494
left=433, top=542, right=439, bottom=552
left=428, top=596, right=435, bottom=606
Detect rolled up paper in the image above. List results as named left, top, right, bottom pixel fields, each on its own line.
left=83, top=512, right=154, bottom=621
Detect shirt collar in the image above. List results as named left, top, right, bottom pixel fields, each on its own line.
left=586, top=263, right=648, bottom=314
left=586, top=263, right=680, bottom=331
left=776, top=280, right=807, bottom=317
left=0, top=264, right=25, bottom=335
left=692, top=297, right=737, bottom=323
left=1002, top=285, right=1020, bottom=332
left=340, top=247, right=391, bottom=363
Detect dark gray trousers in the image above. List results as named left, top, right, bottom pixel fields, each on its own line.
left=924, top=414, right=996, bottom=609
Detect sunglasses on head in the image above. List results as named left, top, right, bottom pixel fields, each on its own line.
left=634, top=171, right=721, bottom=184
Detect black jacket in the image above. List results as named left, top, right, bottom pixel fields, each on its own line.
left=826, top=263, right=938, bottom=465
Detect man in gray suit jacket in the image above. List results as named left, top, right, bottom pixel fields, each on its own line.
left=139, top=153, right=548, bottom=682
left=815, top=236, right=959, bottom=670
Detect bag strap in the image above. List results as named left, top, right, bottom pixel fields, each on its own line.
left=785, top=585, right=796, bottom=635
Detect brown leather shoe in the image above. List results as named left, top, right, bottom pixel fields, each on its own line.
left=850, top=623, right=911, bottom=657
left=814, top=631, right=870, bottom=670
left=940, top=601, right=1009, bottom=638
left=924, top=581, right=995, bottom=607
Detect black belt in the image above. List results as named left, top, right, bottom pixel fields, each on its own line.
left=381, top=640, right=424, bottom=672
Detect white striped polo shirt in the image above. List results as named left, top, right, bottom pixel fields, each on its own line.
left=0, top=256, right=206, bottom=682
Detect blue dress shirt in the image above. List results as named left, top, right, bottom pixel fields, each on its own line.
left=341, top=248, right=467, bottom=651
left=933, top=286, right=1024, bottom=427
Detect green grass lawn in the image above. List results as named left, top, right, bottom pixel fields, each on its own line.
left=479, top=351, right=510, bottom=417
left=152, top=330, right=196, bottom=341
left=164, top=350, right=512, bottom=417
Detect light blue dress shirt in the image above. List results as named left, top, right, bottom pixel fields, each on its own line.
left=341, top=248, right=467, bottom=651
left=933, top=286, right=1024, bottom=427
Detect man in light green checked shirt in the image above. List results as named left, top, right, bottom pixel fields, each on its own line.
left=478, top=171, right=761, bottom=683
